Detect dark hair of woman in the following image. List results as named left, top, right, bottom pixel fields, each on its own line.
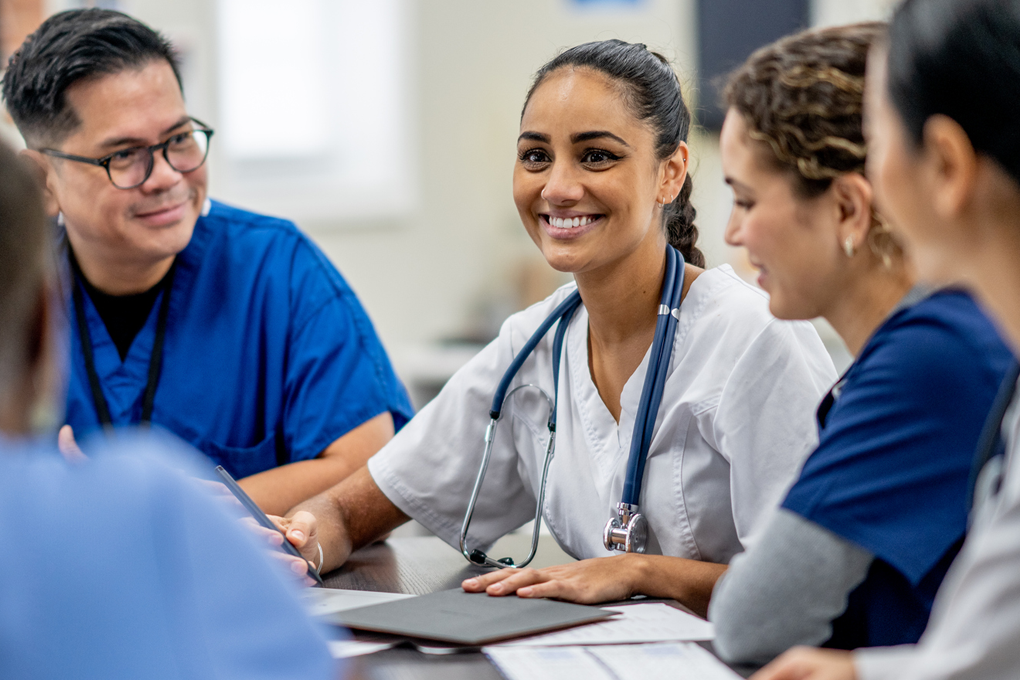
left=523, top=39, right=704, bottom=267
left=887, top=0, right=1020, bottom=187
left=723, top=21, right=900, bottom=265
left=0, top=141, right=48, bottom=390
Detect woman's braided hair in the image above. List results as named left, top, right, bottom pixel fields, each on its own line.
left=723, top=22, right=900, bottom=265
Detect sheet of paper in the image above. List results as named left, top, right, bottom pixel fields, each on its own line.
left=485, top=642, right=742, bottom=680
left=494, top=603, right=714, bottom=646
left=301, top=588, right=414, bottom=617
left=484, top=646, right=618, bottom=680
left=588, top=643, right=743, bottom=679
left=327, top=638, right=400, bottom=659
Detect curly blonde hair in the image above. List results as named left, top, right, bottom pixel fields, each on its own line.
left=723, top=22, right=900, bottom=266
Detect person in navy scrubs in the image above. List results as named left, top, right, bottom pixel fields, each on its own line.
left=0, top=136, right=341, bottom=680
left=710, top=21, right=1012, bottom=664
left=4, top=9, right=414, bottom=515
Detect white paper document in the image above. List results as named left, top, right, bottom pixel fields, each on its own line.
left=327, top=638, right=400, bottom=659
left=485, top=642, right=742, bottom=680
left=494, top=603, right=714, bottom=646
left=300, top=588, right=414, bottom=617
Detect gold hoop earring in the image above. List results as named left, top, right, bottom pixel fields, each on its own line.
left=844, top=236, right=856, bottom=258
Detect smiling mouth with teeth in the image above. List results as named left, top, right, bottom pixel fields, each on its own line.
left=544, top=215, right=602, bottom=229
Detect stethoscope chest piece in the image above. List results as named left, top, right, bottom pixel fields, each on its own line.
left=603, top=502, right=648, bottom=553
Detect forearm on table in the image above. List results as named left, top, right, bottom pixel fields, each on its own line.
left=239, top=455, right=364, bottom=516
left=709, top=508, right=873, bottom=666
left=290, top=466, right=410, bottom=573
left=626, top=554, right=728, bottom=618
left=239, top=412, right=396, bottom=515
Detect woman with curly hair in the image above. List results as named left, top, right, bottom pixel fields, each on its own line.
left=711, top=21, right=1012, bottom=665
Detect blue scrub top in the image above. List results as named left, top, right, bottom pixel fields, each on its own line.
left=0, top=431, right=338, bottom=680
left=782, top=290, right=1013, bottom=649
left=65, top=200, right=414, bottom=479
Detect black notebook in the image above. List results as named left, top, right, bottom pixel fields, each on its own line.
left=328, top=588, right=616, bottom=645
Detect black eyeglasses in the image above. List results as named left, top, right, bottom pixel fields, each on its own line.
left=40, top=117, right=214, bottom=189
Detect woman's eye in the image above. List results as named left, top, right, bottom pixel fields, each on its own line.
left=733, top=199, right=754, bottom=210
left=518, top=149, right=550, bottom=166
left=580, top=148, right=620, bottom=166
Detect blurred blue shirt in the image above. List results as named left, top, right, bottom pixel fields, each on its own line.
left=0, top=431, right=340, bottom=680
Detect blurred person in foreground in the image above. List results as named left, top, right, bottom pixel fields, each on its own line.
left=753, top=0, right=1020, bottom=678
left=2, top=8, right=413, bottom=516
left=0, top=139, right=341, bottom=678
left=711, top=21, right=1010, bottom=664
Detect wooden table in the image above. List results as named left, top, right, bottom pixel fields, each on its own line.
left=322, top=533, right=757, bottom=679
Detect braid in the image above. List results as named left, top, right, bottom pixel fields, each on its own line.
left=664, top=174, right=704, bottom=267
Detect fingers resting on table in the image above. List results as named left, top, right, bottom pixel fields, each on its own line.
left=749, top=647, right=857, bottom=680
left=461, top=556, right=634, bottom=604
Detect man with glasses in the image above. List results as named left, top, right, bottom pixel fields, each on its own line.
left=3, top=8, right=414, bottom=516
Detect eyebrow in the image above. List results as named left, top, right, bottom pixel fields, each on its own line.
left=98, top=115, right=192, bottom=150
left=725, top=176, right=753, bottom=193
left=571, top=130, right=630, bottom=147
left=517, top=130, right=632, bottom=147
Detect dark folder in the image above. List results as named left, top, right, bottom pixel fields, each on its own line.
left=328, top=588, right=616, bottom=645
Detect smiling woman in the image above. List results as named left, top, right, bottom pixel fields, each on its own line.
left=281, top=39, right=837, bottom=617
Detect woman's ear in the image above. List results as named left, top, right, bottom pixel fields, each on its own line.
left=19, top=150, right=61, bottom=218
left=659, top=141, right=690, bottom=203
left=832, top=172, right=874, bottom=251
left=922, top=114, right=979, bottom=222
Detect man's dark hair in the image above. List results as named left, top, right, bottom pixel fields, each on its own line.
left=2, top=8, right=181, bottom=147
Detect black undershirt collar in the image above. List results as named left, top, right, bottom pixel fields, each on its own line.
left=77, top=261, right=174, bottom=362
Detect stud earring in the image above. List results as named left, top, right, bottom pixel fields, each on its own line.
left=844, top=236, right=856, bottom=258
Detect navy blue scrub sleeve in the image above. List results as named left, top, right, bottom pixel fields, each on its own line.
left=782, top=291, right=1013, bottom=647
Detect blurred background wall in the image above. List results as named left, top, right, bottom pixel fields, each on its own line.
left=1, top=0, right=895, bottom=408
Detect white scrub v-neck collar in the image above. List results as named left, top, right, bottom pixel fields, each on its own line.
left=566, top=305, right=657, bottom=485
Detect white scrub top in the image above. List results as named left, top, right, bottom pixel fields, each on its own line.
left=855, top=384, right=1020, bottom=680
left=369, top=265, right=836, bottom=563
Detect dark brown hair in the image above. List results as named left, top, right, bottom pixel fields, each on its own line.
left=724, top=22, right=899, bottom=264
left=524, top=40, right=704, bottom=267
left=0, top=140, right=48, bottom=389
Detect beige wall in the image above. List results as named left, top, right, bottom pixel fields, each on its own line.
left=119, top=0, right=704, bottom=352
left=24, top=0, right=890, bottom=363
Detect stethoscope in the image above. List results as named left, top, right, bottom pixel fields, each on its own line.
left=460, top=245, right=686, bottom=569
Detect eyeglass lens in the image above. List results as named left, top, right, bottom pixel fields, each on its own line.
left=109, top=130, right=211, bottom=189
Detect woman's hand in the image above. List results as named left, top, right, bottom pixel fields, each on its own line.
left=462, top=553, right=726, bottom=616
left=750, top=647, right=857, bottom=680
left=272, top=510, right=322, bottom=563
left=462, top=555, right=638, bottom=604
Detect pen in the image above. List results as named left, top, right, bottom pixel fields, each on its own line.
left=214, top=465, right=324, bottom=587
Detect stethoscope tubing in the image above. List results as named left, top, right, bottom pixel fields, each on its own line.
left=623, top=246, right=684, bottom=505
left=461, top=246, right=684, bottom=566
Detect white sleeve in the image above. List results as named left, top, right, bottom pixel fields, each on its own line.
left=854, top=404, right=1020, bottom=680
left=853, top=646, right=919, bottom=680
left=367, top=320, right=541, bottom=551
left=709, top=319, right=833, bottom=551
left=886, top=477, right=1020, bottom=680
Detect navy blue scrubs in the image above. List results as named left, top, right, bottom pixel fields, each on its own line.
left=783, top=290, right=1013, bottom=649
left=65, top=199, right=414, bottom=479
